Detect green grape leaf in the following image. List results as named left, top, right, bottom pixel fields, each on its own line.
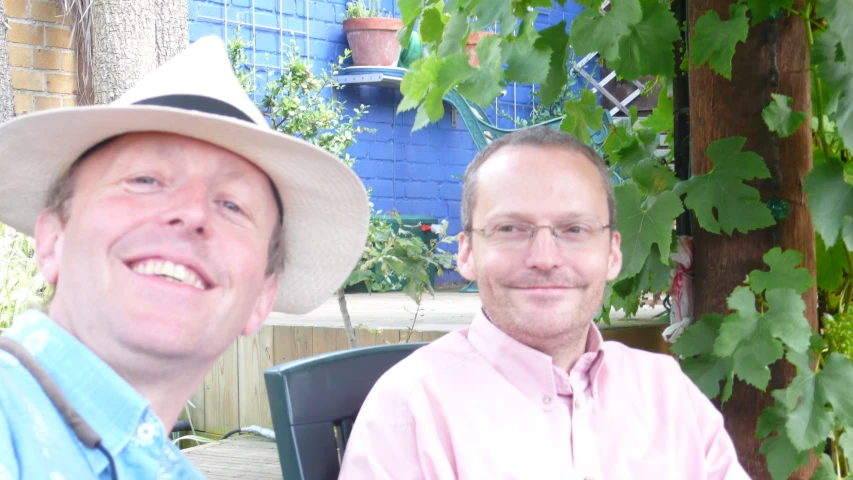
left=468, top=0, right=515, bottom=33
left=714, top=287, right=784, bottom=390
left=576, top=0, right=604, bottom=9
left=784, top=368, right=833, bottom=451
left=749, top=247, right=813, bottom=295
left=399, top=0, right=436, bottom=26
left=645, top=244, right=673, bottom=293
left=758, top=433, right=812, bottom=480
left=457, top=36, right=504, bottom=106
left=804, top=158, right=853, bottom=250
left=817, top=0, right=853, bottom=68
left=690, top=4, right=749, bottom=80
left=756, top=405, right=786, bottom=439
left=399, top=55, right=442, bottom=113
left=763, top=288, right=811, bottom=354
left=609, top=0, right=681, bottom=80
left=811, top=27, right=853, bottom=151
left=437, top=9, right=469, bottom=57
left=748, top=0, right=795, bottom=25
left=816, top=352, right=853, bottom=425
left=535, top=22, right=570, bottom=106
left=811, top=454, right=839, bottom=480
left=762, top=94, right=808, bottom=138
left=502, top=11, right=549, bottom=84
left=680, top=355, right=733, bottom=400
left=639, top=89, right=673, bottom=134
left=839, top=431, right=853, bottom=467
left=569, top=0, right=641, bottom=60
left=419, top=6, right=448, bottom=44
left=671, top=313, right=724, bottom=357
left=614, top=185, right=683, bottom=279
left=602, top=124, right=632, bottom=158
left=560, top=89, right=606, bottom=144
left=673, top=136, right=775, bottom=235
left=632, top=159, right=679, bottom=196
left=610, top=128, right=659, bottom=174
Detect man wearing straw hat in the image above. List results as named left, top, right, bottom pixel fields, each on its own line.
left=0, top=37, right=369, bottom=478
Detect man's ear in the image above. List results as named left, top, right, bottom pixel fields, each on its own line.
left=34, top=211, right=65, bottom=285
left=606, top=231, right=623, bottom=282
left=242, top=274, right=280, bottom=336
left=456, top=231, right=478, bottom=282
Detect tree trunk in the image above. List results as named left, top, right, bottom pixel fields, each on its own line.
left=0, top=0, right=15, bottom=121
left=688, top=1, right=817, bottom=478
left=155, top=0, right=187, bottom=66
left=92, top=0, right=156, bottom=104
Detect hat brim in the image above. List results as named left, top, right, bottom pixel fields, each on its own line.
left=0, top=106, right=370, bottom=315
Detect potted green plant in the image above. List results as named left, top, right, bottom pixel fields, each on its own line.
left=342, top=0, right=404, bottom=67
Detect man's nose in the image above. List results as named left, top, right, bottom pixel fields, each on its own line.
left=164, top=183, right=212, bottom=237
left=525, top=227, right=563, bottom=270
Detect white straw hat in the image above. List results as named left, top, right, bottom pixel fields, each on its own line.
left=0, top=36, right=369, bottom=314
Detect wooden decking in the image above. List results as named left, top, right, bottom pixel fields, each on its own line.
left=184, top=435, right=282, bottom=479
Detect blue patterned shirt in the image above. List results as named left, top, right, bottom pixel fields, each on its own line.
left=0, top=310, right=205, bottom=479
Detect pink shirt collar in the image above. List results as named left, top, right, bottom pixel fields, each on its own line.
left=466, top=309, right=606, bottom=407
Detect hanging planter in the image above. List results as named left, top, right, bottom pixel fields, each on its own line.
left=465, top=31, right=495, bottom=67
left=342, top=4, right=404, bottom=68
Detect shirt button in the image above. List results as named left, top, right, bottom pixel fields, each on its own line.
left=542, top=395, right=552, bottom=405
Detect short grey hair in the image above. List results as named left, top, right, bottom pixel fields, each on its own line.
left=461, top=126, right=615, bottom=232
left=43, top=136, right=286, bottom=276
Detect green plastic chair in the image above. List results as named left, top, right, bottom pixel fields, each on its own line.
left=264, top=342, right=426, bottom=480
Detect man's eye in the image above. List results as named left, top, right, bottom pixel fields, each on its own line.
left=131, top=176, right=158, bottom=185
left=221, top=200, right=243, bottom=214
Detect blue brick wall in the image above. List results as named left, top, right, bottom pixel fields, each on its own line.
left=188, top=0, right=584, bottom=285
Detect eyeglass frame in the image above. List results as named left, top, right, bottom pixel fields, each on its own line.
left=465, top=221, right=614, bottom=249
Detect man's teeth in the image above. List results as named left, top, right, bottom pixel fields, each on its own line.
left=131, top=259, right=206, bottom=290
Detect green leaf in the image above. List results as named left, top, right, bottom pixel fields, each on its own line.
left=560, top=90, right=606, bottom=144
left=817, top=352, right=853, bottom=425
left=749, top=247, right=814, bottom=295
left=419, top=6, right=448, bottom=44
left=399, top=56, right=442, bottom=113
left=671, top=313, right=724, bottom=357
left=756, top=405, right=786, bottom=439
left=785, top=368, right=832, bottom=451
left=536, top=22, right=570, bottom=106
left=811, top=454, right=838, bottom=480
left=839, top=431, right=853, bottom=467
left=804, top=158, right=853, bottom=250
left=399, top=0, right=435, bottom=26
left=673, top=136, right=775, bottom=235
left=758, top=433, right=812, bottom=480
left=468, top=0, right=516, bottom=33
left=437, top=9, right=469, bottom=57
left=690, top=4, right=749, bottom=80
left=502, top=11, right=550, bottom=84
left=714, top=287, right=784, bottom=389
left=762, top=94, right=808, bottom=138
left=639, top=89, right=673, bottom=134
left=613, top=184, right=683, bottom=279
left=763, top=289, right=811, bottom=354
left=811, top=27, right=853, bottom=151
left=816, top=233, right=849, bottom=291
left=569, top=0, right=641, bottom=60
left=609, top=0, right=681, bottom=80
left=631, top=159, right=679, bottom=196
left=680, top=355, right=733, bottom=399
left=644, top=244, right=672, bottom=293
left=748, top=0, right=794, bottom=25
left=457, top=35, right=505, bottom=106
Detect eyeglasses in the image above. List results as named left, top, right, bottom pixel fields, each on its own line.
left=468, top=221, right=612, bottom=249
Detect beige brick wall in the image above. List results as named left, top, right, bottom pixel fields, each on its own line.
left=4, top=0, right=77, bottom=115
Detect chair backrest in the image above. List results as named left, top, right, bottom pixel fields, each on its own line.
left=264, top=342, right=426, bottom=480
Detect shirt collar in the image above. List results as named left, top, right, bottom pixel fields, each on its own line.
left=6, top=310, right=159, bottom=475
left=466, top=309, right=606, bottom=407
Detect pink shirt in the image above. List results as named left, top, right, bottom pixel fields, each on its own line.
left=339, top=310, right=748, bottom=479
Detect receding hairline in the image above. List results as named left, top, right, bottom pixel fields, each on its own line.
left=461, top=127, right=616, bottom=233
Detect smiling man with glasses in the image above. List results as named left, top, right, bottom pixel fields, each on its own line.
left=339, top=126, right=748, bottom=479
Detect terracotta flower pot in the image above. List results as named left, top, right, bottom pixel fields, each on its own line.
left=343, top=17, right=405, bottom=67
left=465, top=31, right=495, bottom=67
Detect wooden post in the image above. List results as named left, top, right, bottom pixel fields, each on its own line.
left=688, top=1, right=817, bottom=477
